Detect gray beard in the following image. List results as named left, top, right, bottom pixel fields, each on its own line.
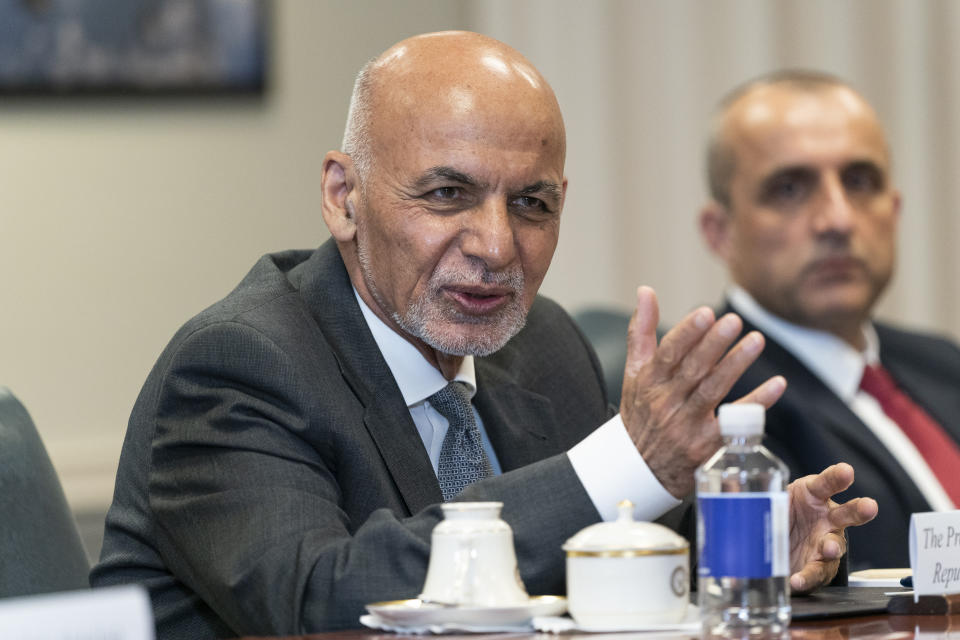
left=357, top=241, right=527, bottom=357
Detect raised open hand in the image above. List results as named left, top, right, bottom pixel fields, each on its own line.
left=619, top=286, right=786, bottom=497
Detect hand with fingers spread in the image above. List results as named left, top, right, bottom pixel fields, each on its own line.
left=619, top=286, right=787, bottom=498
left=787, top=462, right=879, bottom=593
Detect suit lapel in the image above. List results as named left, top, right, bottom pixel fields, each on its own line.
left=877, top=332, right=960, bottom=446
left=473, top=359, right=559, bottom=472
left=293, top=242, right=442, bottom=515
left=732, top=308, right=926, bottom=491
left=729, top=304, right=871, bottom=446
left=362, top=390, right=444, bottom=513
left=757, top=332, right=886, bottom=459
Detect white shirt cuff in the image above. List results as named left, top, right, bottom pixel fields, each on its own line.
left=568, top=413, right=682, bottom=522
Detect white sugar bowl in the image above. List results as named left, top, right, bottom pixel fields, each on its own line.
left=562, top=500, right=689, bottom=630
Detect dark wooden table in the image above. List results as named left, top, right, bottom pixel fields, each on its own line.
left=239, top=612, right=960, bottom=639
left=239, top=587, right=959, bottom=640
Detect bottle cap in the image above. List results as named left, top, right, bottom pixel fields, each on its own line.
left=717, top=403, right=765, bottom=436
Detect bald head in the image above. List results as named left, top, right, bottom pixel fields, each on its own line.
left=342, top=31, right=565, bottom=187
left=706, top=70, right=888, bottom=207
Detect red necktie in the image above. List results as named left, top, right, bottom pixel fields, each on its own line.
left=859, top=363, right=960, bottom=506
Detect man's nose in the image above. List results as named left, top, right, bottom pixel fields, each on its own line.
left=812, top=173, right=855, bottom=235
left=459, top=198, right=518, bottom=270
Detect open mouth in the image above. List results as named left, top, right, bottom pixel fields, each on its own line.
left=444, top=287, right=514, bottom=314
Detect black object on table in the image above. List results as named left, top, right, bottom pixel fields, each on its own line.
left=791, top=586, right=896, bottom=620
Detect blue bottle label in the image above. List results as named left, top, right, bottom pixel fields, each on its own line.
left=697, top=492, right=789, bottom=578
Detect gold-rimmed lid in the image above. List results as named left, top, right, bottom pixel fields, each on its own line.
left=561, top=500, right=689, bottom=555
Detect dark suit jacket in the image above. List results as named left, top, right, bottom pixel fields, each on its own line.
left=722, top=303, right=960, bottom=570
left=91, top=241, right=624, bottom=638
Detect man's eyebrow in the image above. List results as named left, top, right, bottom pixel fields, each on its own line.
left=843, top=159, right=885, bottom=173
left=518, top=180, right=564, bottom=202
left=413, top=166, right=480, bottom=190
left=760, top=165, right=816, bottom=184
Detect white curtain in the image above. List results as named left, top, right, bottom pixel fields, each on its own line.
left=467, top=0, right=960, bottom=339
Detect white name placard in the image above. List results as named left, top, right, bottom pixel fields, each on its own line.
left=0, top=584, right=154, bottom=640
left=909, top=511, right=960, bottom=598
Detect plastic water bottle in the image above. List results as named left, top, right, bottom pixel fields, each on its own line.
left=696, top=403, right=791, bottom=635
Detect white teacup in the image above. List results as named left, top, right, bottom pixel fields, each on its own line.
left=419, top=502, right=529, bottom=607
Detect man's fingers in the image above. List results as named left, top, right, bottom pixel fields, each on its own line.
left=790, top=532, right=847, bottom=593
left=790, top=560, right=834, bottom=594
left=819, top=533, right=846, bottom=560
left=648, top=305, right=716, bottom=375
left=827, top=496, right=879, bottom=529
left=790, top=566, right=823, bottom=594
left=798, top=462, right=856, bottom=502
left=734, top=375, right=787, bottom=409
left=857, top=496, right=880, bottom=522
left=680, top=330, right=765, bottom=414
left=673, top=313, right=743, bottom=385
left=624, top=286, right=660, bottom=376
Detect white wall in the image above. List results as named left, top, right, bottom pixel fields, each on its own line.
left=0, top=0, right=468, bottom=512
left=471, top=0, right=960, bottom=338
left=4, top=0, right=959, bottom=514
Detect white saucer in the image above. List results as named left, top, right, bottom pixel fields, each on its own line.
left=848, top=568, right=912, bottom=588
left=533, top=606, right=700, bottom=633
left=365, top=595, right=566, bottom=628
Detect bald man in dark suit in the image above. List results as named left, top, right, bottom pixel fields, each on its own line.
left=700, top=70, right=960, bottom=570
left=93, top=39, right=877, bottom=638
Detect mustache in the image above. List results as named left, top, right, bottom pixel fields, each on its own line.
left=429, top=263, right=525, bottom=290
left=802, top=250, right=867, bottom=272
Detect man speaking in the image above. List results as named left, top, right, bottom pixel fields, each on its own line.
left=93, top=33, right=877, bottom=638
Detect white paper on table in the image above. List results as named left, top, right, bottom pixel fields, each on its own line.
left=360, top=613, right=531, bottom=634
left=0, top=584, right=154, bottom=640
left=532, top=607, right=701, bottom=634
left=909, top=510, right=960, bottom=601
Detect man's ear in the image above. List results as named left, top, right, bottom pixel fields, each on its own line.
left=321, top=151, right=359, bottom=242
left=699, top=201, right=732, bottom=260
left=891, top=188, right=903, bottom=227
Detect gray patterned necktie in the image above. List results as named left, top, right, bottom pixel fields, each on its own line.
left=430, top=381, right=494, bottom=501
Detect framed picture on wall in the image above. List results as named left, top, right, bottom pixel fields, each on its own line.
left=0, top=0, right=269, bottom=96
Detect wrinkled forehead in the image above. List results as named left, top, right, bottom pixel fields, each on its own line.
left=375, top=101, right=567, bottom=194
left=388, top=85, right=562, bottom=147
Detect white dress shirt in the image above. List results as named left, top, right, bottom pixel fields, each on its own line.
left=728, top=286, right=954, bottom=511
left=353, top=288, right=680, bottom=522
